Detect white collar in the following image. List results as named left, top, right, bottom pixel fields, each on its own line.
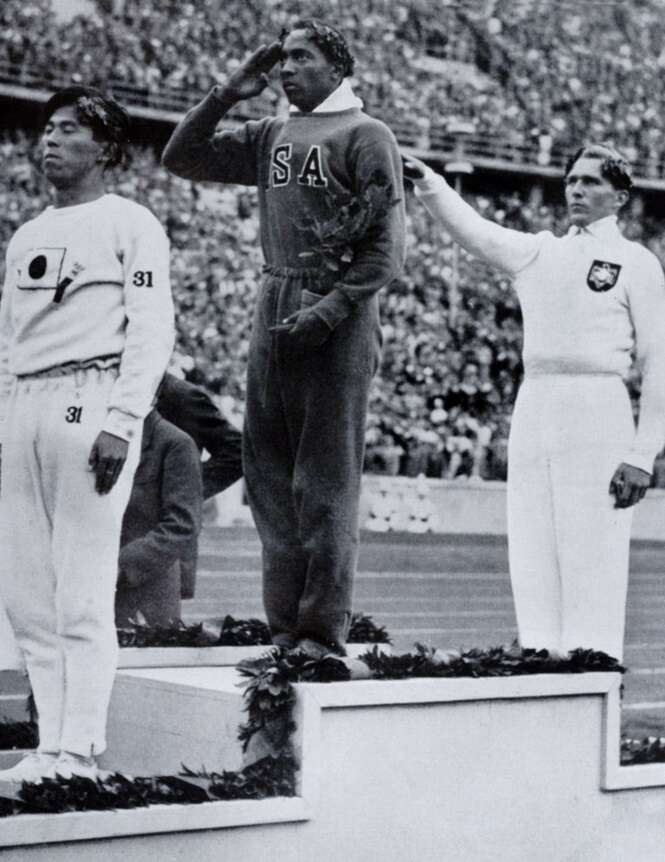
left=567, top=214, right=621, bottom=238
left=289, top=78, right=363, bottom=114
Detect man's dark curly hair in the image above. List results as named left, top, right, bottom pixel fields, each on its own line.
left=564, top=142, right=633, bottom=192
left=280, top=18, right=355, bottom=78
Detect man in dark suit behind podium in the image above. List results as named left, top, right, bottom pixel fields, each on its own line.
left=156, top=372, right=243, bottom=502
left=115, top=408, right=203, bottom=626
left=155, top=372, right=244, bottom=598
left=115, top=374, right=244, bottom=624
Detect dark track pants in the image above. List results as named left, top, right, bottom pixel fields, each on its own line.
left=243, top=267, right=380, bottom=653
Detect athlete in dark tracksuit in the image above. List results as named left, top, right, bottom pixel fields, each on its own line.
left=163, top=25, right=405, bottom=655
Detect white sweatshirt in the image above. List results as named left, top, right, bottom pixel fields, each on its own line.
left=0, top=193, right=175, bottom=442
left=414, top=168, right=665, bottom=473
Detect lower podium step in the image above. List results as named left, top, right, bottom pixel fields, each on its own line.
left=6, top=671, right=665, bottom=862
left=101, top=666, right=246, bottom=777
left=0, top=751, right=25, bottom=770
left=116, top=642, right=378, bottom=668
left=103, top=644, right=383, bottom=776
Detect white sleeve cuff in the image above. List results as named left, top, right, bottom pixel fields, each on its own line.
left=624, top=450, right=655, bottom=475
left=103, top=407, right=142, bottom=442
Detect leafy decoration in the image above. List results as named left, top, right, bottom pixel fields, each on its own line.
left=347, top=613, right=391, bottom=644
left=0, top=757, right=297, bottom=817
left=116, top=613, right=390, bottom=649
left=0, top=640, right=631, bottom=817
left=0, top=772, right=210, bottom=817
left=182, top=753, right=297, bottom=800
left=358, top=643, right=625, bottom=680
left=216, top=616, right=273, bottom=646
left=117, top=614, right=216, bottom=648
left=0, top=718, right=38, bottom=751
left=295, top=169, right=401, bottom=274
left=236, top=649, right=350, bottom=752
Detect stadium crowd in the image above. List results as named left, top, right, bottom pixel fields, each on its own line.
left=4, top=1, right=665, bottom=172
left=2, top=1, right=665, bottom=479
left=3, top=130, right=665, bottom=482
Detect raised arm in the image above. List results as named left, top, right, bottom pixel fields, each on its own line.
left=403, top=155, right=542, bottom=276
left=156, top=375, right=243, bottom=498
left=161, top=42, right=282, bottom=185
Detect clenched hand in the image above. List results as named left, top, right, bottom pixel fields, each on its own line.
left=609, top=462, right=651, bottom=509
left=88, top=431, right=129, bottom=495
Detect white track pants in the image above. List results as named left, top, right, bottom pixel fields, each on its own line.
left=0, top=600, right=22, bottom=670
left=0, top=369, right=140, bottom=756
left=507, top=374, right=634, bottom=661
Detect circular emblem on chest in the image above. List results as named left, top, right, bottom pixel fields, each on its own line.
left=28, top=255, right=48, bottom=280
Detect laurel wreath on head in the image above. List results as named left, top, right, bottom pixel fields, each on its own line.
left=76, top=96, right=111, bottom=127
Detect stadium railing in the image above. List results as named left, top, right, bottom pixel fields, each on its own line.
left=2, top=62, right=665, bottom=185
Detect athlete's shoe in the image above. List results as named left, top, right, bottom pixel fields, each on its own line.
left=293, top=638, right=341, bottom=660
left=0, top=751, right=58, bottom=784
left=271, top=633, right=298, bottom=650
left=292, top=640, right=372, bottom=679
left=50, top=752, right=100, bottom=781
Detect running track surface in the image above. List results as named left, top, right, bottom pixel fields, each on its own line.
left=2, top=527, right=663, bottom=739
left=193, top=526, right=665, bottom=739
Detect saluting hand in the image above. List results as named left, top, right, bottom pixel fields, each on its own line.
left=609, top=462, right=651, bottom=509
left=88, top=431, right=129, bottom=495
left=216, top=41, right=283, bottom=103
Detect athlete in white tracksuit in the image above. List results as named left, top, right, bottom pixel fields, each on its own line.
left=0, top=87, right=174, bottom=784
left=405, top=145, right=665, bottom=660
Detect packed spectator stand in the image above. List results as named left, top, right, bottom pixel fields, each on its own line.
left=5, top=0, right=665, bottom=177
left=3, top=0, right=665, bottom=481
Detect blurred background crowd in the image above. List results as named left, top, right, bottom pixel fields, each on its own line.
left=3, top=0, right=665, bottom=483
left=4, top=0, right=665, bottom=171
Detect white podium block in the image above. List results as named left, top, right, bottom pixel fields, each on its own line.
left=101, top=667, right=246, bottom=777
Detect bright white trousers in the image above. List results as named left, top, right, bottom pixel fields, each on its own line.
left=0, top=599, right=22, bottom=670
left=0, top=369, right=140, bottom=756
left=507, top=374, right=634, bottom=661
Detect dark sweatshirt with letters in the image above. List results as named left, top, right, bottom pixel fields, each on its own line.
left=162, top=89, right=406, bottom=328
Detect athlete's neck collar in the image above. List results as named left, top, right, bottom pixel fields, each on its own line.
left=289, top=79, right=363, bottom=114
left=567, top=214, right=620, bottom=238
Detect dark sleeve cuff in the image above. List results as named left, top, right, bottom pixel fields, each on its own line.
left=210, top=87, right=236, bottom=112
left=311, top=288, right=355, bottom=330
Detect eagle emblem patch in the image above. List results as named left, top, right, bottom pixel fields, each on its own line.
left=587, top=260, right=621, bottom=292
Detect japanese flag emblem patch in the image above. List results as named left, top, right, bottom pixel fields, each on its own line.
left=587, top=259, right=621, bottom=292
left=17, top=247, right=66, bottom=290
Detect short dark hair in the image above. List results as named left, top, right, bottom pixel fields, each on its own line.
left=564, top=143, right=633, bottom=192
left=280, top=18, right=355, bottom=78
left=42, top=86, right=130, bottom=169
